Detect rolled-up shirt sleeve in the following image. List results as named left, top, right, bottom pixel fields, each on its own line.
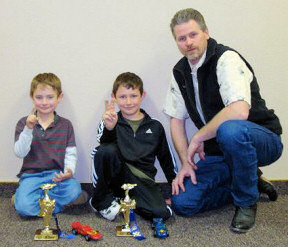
left=216, top=50, right=253, bottom=107
left=14, top=126, right=33, bottom=158
left=163, top=74, right=189, bottom=120
left=64, top=146, right=77, bottom=175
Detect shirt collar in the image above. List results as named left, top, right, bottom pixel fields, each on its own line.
left=35, top=111, right=59, bottom=128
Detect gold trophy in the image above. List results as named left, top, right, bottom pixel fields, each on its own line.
left=116, top=183, right=137, bottom=236
left=34, top=183, right=59, bottom=241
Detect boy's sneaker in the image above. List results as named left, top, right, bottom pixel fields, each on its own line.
left=89, top=198, right=121, bottom=221
left=258, top=176, right=278, bottom=201
left=89, top=198, right=97, bottom=213
left=100, top=200, right=121, bottom=221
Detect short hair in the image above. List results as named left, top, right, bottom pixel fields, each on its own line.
left=112, top=72, right=144, bottom=96
left=170, top=8, right=207, bottom=38
left=30, top=73, right=62, bottom=97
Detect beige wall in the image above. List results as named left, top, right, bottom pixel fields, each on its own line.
left=0, top=0, right=287, bottom=182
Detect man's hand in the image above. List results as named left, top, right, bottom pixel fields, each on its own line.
left=187, top=137, right=205, bottom=168
left=53, top=168, right=73, bottom=182
left=103, top=99, right=118, bottom=130
left=26, top=108, right=38, bottom=129
left=172, top=165, right=197, bottom=195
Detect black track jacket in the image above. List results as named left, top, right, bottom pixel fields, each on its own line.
left=96, top=109, right=177, bottom=183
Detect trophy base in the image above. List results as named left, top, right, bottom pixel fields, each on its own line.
left=116, top=225, right=132, bottom=237
left=34, top=229, right=59, bottom=241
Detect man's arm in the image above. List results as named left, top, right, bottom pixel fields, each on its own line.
left=156, top=124, right=177, bottom=184
left=188, top=50, right=253, bottom=165
left=170, top=118, right=189, bottom=167
left=163, top=74, right=199, bottom=194
left=170, top=117, right=198, bottom=194
left=188, top=100, right=249, bottom=165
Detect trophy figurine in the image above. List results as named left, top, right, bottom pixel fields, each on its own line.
left=116, top=183, right=137, bottom=236
left=34, top=183, right=59, bottom=241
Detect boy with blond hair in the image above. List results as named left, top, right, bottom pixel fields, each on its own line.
left=90, top=72, right=177, bottom=221
left=14, top=73, right=87, bottom=217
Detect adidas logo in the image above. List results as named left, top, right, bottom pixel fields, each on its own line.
left=145, top=128, right=153, bottom=134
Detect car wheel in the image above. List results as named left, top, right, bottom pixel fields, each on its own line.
left=85, top=235, right=91, bottom=241
left=72, top=228, right=78, bottom=235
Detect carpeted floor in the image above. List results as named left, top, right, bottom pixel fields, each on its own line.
left=0, top=190, right=287, bottom=247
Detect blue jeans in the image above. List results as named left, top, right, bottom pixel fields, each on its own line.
left=14, top=170, right=82, bottom=217
left=172, top=120, right=283, bottom=216
left=172, top=156, right=232, bottom=216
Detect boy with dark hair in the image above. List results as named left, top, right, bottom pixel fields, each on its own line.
left=90, top=72, right=177, bottom=221
left=14, top=73, right=87, bottom=217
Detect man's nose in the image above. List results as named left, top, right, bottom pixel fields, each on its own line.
left=186, top=37, right=193, bottom=46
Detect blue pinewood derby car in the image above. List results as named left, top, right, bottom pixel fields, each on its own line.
left=152, top=218, right=169, bottom=238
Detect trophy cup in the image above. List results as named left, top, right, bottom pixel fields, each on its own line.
left=116, top=183, right=137, bottom=236
left=34, top=183, right=59, bottom=241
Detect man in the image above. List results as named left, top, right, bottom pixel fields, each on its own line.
left=164, top=8, right=283, bottom=233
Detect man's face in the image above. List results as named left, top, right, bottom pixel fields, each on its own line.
left=174, top=19, right=209, bottom=65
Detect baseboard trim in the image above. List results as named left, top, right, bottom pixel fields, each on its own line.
left=1, top=181, right=288, bottom=198
left=0, top=182, right=93, bottom=198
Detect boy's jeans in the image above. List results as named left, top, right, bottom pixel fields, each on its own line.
left=172, top=120, right=283, bottom=216
left=14, top=169, right=81, bottom=217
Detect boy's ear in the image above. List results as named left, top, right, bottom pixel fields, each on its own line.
left=57, top=92, right=64, bottom=102
left=110, top=93, right=115, bottom=99
left=141, top=91, right=147, bottom=100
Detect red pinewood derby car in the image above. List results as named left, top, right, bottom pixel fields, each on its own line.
left=71, top=222, right=102, bottom=241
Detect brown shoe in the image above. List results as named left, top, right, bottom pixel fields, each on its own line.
left=66, top=190, right=89, bottom=207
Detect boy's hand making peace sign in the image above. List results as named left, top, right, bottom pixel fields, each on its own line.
left=26, top=108, right=38, bottom=129
left=102, top=99, right=118, bottom=130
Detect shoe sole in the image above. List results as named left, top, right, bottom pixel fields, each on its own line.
left=229, top=224, right=255, bottom=234
left=89, top=198, right=120, bottom=221
left=89, top=198, right=98, bottom=213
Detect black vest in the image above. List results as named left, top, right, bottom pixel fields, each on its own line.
left=173, top=38, right=282, bottom=155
